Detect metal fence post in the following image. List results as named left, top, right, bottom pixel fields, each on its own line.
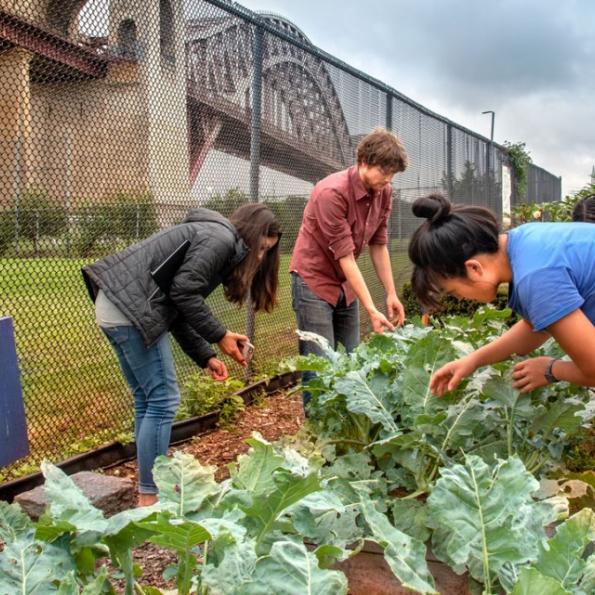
left=446, top=124, right=454, bottom=199
left=35, top=210, right=40, bottom=257
left=13, top=130, right=23, bottom=256
left=246, top=23, right=264, bottom=353
left=64, top=125, right=73, bottom=257
left=135, top=203, right=141, bottom=241
left=385, top=92, right=393, bottom=256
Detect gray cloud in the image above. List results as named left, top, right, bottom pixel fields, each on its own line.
left=240, top=0, right=595, bottom=194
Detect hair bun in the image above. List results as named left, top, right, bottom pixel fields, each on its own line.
left=412, top=193, right=451, bottom=223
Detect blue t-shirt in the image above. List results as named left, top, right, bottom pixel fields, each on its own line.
left=507, top=222, right=595, bottom=331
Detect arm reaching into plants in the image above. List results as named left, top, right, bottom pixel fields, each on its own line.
left=206, top=357, right=228, bottom=381
left=339, top=253, right=395, bottom=333
left=368, top=243, right=405, bottom=325
left=512, top=309, right=595, bottom=391
left=430, top=319, right=549, bottom=395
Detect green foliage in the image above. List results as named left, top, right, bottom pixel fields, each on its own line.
left=153, top=451, right=220, bottom=516
left=245, top=540, right=348, bottom=595
left=201, top=187, right=248, bottom=216
left=292, top=307, right=592, bottom=492
left=263, top=195, right=307, bottom=253
left=401, top=281, right=513, bottom=321
left=427, top=455, right=559, bottom=592
left=0, top=188, right=68, bottom=255
left=176, top=372, right=245, bottom=428
left=504, top=141, right=532, bottom=200
left=510, top=182, right=595, bottom=225
left=510, top=508, right=595, bottom=594
left=360, top=497, right=437, bottom=593
left=3, top=311, right=594, bottom=593
left=16, top=188, right=68, bottom=242
left=74, top=191, right=157, bottom=257
left=441, top=160, right=501, bottom=207
left=0, top=437, right=349, bottom=594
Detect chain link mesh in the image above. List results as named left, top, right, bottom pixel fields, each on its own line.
left=0, top=0, right=561, bottom=481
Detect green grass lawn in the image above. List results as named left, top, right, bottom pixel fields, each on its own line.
left=0, top=249, right=412, bottom=479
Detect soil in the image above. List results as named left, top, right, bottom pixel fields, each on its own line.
left=103, top=391, right=305, bottom=592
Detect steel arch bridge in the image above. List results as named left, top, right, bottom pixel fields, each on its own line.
left=186, top=12, right=354, bottom=184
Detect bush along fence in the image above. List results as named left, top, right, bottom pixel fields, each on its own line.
left=510, top=181, right=595, bottom=225
left=0, top=191, right=158, bottom=258
left=1, top=308, right=593, bottom=594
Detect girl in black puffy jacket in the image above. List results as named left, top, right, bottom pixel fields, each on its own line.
left=83, top=203, right=280, bottom=506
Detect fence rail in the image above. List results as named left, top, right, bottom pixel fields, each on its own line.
left=0, top=0, right=561, bottom=482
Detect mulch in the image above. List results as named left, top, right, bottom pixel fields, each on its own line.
left=103, top=391, right=305, bottom=592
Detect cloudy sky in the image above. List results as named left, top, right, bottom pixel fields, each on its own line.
left=239, top=0, right=594, bottom=196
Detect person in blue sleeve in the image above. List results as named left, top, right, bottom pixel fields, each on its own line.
left=407, top=193, right=595, bottom=395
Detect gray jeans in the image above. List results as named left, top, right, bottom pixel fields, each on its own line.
left=291, top=273, right=360, bottom=403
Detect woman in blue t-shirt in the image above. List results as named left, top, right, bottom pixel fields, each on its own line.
left=408, top=193, right=595, bottom=394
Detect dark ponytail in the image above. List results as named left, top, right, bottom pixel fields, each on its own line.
left=408, top=193, right=500, bottom=309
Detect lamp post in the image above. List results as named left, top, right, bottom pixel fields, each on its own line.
left=482, top=110, right=496, bottom=211
left=482, top=110, right=495, bottom=142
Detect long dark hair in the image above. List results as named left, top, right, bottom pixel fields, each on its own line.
left=572, top=194, right=595, bottom=223
left=226, top=203, right=281, bottom=312
left=408, top=193, right=500, bottom=309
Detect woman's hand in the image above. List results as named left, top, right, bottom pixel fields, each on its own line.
left=218, top=331, right=249, bottom=366
left=430, top=354, right=479, bottom=396
left=207, top=357, right=228, bottom=381
left=511, top=356, right=552, bottom=393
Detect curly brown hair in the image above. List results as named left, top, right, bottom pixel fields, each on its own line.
left=356, top=127, right=408, bottom=173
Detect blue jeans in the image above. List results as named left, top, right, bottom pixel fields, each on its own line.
left=102, top=325, right=180, bottom=494
left=291, top=273, right=359, bottom=404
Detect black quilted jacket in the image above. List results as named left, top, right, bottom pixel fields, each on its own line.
left=82, top=208, right=248, bottom=367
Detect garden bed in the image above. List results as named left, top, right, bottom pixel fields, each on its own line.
left=2, top=309, right=594, bottom=595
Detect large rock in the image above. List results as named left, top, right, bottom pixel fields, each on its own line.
left=14, top=471, right=135, bottom=519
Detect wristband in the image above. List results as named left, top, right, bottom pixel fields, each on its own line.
left=544, top=358, right=559, bottom=384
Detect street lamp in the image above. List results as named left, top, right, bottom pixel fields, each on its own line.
left=482, top=110, right=495, bottom=142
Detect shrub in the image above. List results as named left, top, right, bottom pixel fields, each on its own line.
left=16, top=189, right=68, bottom=241
left=401, top=281, right=512, bottom=321
left=0, top=211, right=15, bottom=256
left=74, top=191, right=157, bottom=257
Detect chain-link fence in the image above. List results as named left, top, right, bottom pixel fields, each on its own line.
left=0, top=0, right=561, bottom=481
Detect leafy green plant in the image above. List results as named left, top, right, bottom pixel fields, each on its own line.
left=16, top=189, right=68, bottom=243
left=176, top=373, right=245, bottom=427
left=510, top=182, right=595, bottom=226
left=510, top=508, right=595, bottom=594
left=504, top=141, right=532, bottom=201
left=427, top=455, right=565, bottom=593
left=291, top=307, right=592, bottom=494
left=201, top=188, right=248, bottom=217
left=2, top=312, right=593, bottom=594
left=401, top=281, right=513, bottom=321
left=0, top=440, right=349, bottom=595
left=218, top=393, right=246, bottom=429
